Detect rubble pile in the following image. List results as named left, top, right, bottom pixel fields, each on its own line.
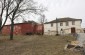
left=64, top=41, right=83, bottom=52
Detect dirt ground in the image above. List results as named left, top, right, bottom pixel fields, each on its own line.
left=0, top=35, right=81, bottom=55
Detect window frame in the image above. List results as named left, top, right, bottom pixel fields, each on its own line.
left=60, top=22, right=63, bottom=26
left=72, top=21, right=75, bottom=25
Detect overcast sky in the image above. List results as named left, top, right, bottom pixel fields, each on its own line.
left=35, top=0, right=85, bottom=28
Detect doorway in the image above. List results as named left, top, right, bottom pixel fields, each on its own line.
left=71, top=27, right=76, bottom=33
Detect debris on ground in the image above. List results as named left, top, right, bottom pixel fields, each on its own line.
left=71, top=41, right=79, bottom=46
left=64, top=41, right=83, bottom=51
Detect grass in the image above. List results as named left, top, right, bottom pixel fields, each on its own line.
left=0, top=35, right=81, bottom=55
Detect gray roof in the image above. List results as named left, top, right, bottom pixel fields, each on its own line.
left=44, top=17, right=82, bottom=24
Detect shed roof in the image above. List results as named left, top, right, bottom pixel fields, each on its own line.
left=5, top=21, right=37, bottom=26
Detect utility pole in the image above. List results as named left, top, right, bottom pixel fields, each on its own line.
left=56, top=18, right=59, bottom=35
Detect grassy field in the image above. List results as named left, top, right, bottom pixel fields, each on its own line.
left=0, top=35, right=81, bottom=55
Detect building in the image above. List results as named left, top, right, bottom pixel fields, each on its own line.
left=44, top=17, right=83, bottom=35
left=1, top=21, right=43, bottom=35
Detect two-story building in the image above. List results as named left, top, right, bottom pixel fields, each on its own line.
left=44, top=17, right=82, bottom=35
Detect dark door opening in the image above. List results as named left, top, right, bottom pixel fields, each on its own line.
left=83, top=28, right=85, bottom=33
left=84, top=30, right=85, bottom=33
left=71, top=27, right=76, bottom=33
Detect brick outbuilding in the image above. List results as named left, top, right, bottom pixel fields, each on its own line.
left=1, top=22, right=43, bottom=35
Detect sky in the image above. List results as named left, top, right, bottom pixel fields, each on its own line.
left=34, top=0, right=85, bottom=28
left=1, top=0, right=85, bottom=28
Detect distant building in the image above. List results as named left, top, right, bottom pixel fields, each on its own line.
left=1, top=21, right=43, bottom=35
left=44, top=17, right=83, bottom=35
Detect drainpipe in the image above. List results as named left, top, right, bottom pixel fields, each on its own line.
left=56, top=18, right=59, bottom=35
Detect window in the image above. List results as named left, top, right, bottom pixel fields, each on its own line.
left=60, top=22, right=63, bottom=26
left=66, top=22, right=69, bottom=26
left=51, top=23, right=53, bottom=27
left=72, top=21, right=75, bottom=25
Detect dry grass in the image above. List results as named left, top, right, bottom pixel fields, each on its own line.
left=0, top=35, right=81, bottom=55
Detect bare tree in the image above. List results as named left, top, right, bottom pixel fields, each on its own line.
left=0, top=0, right=7, bottom=30
left=38, top=14, right=47, bottom=35
left=37, top=5, right=47, bottom=24
left=0, top=0, right=46, bottom=40
left=0, top=0, right=45, bottom=40
left=0, top=0, right=15, bottom=31
left=39, top=14, right=47, bottom=24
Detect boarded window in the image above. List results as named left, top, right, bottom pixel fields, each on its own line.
left=60, top=22, right=63, bottom=26
left=72, top=21, right=75, bottom=25
left=66, top=22, right=69, bottom=26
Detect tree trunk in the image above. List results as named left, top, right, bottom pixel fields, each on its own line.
left=0, top=16, right=2, bottom=34
left=42, top=24, right=44, bottom=35
left=10, top=20, right=14, bottom=40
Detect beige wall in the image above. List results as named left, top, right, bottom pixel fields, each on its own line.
left=44, top=20, right=82, bottom=35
